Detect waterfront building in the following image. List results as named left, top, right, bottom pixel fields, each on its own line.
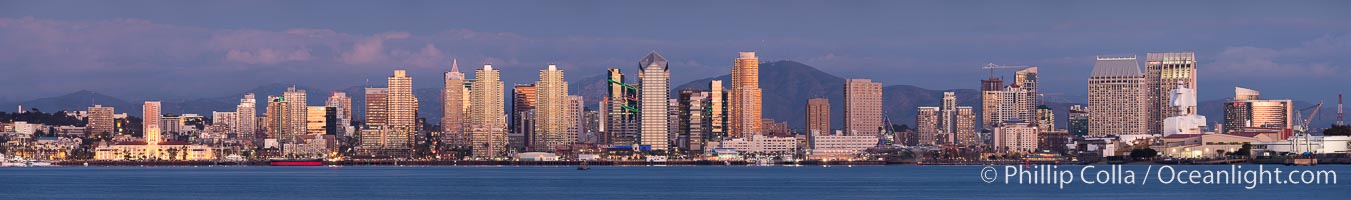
left=993, top=119, right=1039, bottom=153
left=1088, top=56, right=1147, bottom=136
left=807, top=134, right=877, bottom=159
left=143, top=101, right=161, bottom=137
left=844, top=79, right=883, bottom=137
left=638, top=52, right=671, bottom=150
left=805, top=98, right=830, bottom=135
left=706, top=134, right=797, bottom=155
left=729, top=52, right=763, bottom=138
left=1223, top=87, right=1293, bottom=133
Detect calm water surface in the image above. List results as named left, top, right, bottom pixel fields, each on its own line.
left=2, top=165, right=1348, bottom=199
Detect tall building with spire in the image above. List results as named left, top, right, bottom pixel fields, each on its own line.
left=469, top=64, right=507, bottom=158
left=729, top=52, right=763, bottom=138
left=236, top=93, right=257, bottom=143
left=844, top=79, right=883, bottom=137
left=638, top=52, right=671, bottom=150
left=442, top=59, right=468, bottom=147
left=1145, top=52, right=1196, bottom=135
left=805, top=98, right=830, bottom=135
left=1089, top=56, right=1147, bottom=136
left=533, top=64, right=570, bottom=151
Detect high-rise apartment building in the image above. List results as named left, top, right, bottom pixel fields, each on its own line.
left=1145, top=52, right=1196, bottom=135
left=386, top=70, right=418, bottom=142
left=442, top=59, right=468, bottom=147
left=638, top=52, right=671, bottom=150
left=532, top=64, right=570, bottom=151
left=265, top=96, right=290, bottom=142
left=1036, top=105, right=1054, bottom=131
left=469, top=64, right=507, bottom=158
left=954, top=106, right=977, bottom=146
left=844, top=79, right=883, bottom=137
left=143, top=101, right=161, bottom=141
left=729, top=52, right=763, bottom=138
left=565, top=95, right=584, bottom=145
left=364, top=88, right=389, bottom=129
left=805, top=98, right=830, bottom=135
left=283, top=86, right=308, bottom=142
left=306, top=106, right=328, bottom=135
left=993, top=119, right=1039, bottom=152
left=88, top=105, right=115, bottom=135
left=236, top=93, right=257, bottom=143
left=916, top=107, right=940, bottom=145
left=1088, top=56, right=1147, bottom=136
left=982, top=67, right=1038, bottom=129
left=512, top=84, right=537, bottom=146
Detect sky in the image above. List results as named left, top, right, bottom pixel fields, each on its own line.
left=1, top=0, right=1350, bottom=103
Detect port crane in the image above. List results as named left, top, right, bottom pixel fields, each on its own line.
left=1292, top=102, right=1323, bottom=155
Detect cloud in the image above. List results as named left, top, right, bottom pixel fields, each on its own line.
left=1207, top=34, right=1350, bottom=79
left=225, top=48, right=314, bottom=64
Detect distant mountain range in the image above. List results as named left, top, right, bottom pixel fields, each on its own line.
left=3, top=60, right=1341, bottom=131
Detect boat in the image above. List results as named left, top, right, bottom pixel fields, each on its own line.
left=577, top=161, right=591, bottom=170
left=269, top=158, right=324, bottom=166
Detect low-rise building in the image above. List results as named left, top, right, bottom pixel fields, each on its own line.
left=706, top=134, right=797, bottom=155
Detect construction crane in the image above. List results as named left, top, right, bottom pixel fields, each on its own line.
left=982, top=63, right=1028, bottom=78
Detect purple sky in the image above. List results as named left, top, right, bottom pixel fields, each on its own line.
left=1, top=0, right=1350, bottom=103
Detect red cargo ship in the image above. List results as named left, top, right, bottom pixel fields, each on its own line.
left=269, top=158, right=324, bottom=166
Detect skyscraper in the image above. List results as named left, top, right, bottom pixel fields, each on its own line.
left=844, top=79, right=882, bottom=137
left=604, top=68, right=639, bottom=146
left=1036, top=105, right=1054, bottom=131
left=88, top=105, right=115, bottom=136
left=512, top=84, right=537, bottom=150
left=442, top=59, right=468, bottom=147
left=805, top=98, right=830, bottom=135
left=1088, top=56, right=1147, bottom=136
left=980, top=77, right=1005, bottom=129
left=364, top=88, right=389, bottom=129
left=1145, top=52, right=1196, bottom=135
left=729, top=51, right=763, bottom=138
left=306, top=106, right=328, bottom=135
left=326, top=92, right=352, bottom=137
left=283, top=86, right=308, bottom=142
left=708, top=80, right=727, bottom=141
left=469, top=64, right=507, bottom=158
left=565, top=95, right=584, bottom=144
left=236, top=93, right=257, bottom=143
left=533, top=64, right=570, bottom=151
left=386, top=70, right=418, bottom=144
left=143, top=101, right=161, bottom=141
left=942, top=92, right=957, bottom=135
left=265, top=96, right=289, bottom=142
left=638, top=52, right=671, bottom=150
left=678, top=90, right=710, bottom=154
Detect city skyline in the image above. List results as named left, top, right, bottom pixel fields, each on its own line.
left=2, top=1, right=1350, bottom=104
